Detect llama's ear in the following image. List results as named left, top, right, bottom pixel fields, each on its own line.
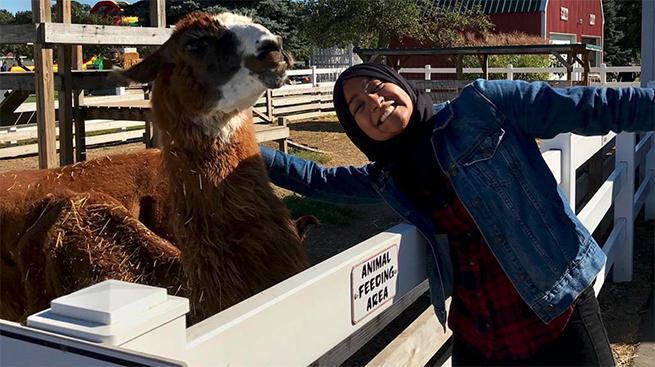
left=111, top=45, right=173, bottom=86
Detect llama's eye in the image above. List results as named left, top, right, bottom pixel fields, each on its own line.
left=185, top=39, right=207, bottom=56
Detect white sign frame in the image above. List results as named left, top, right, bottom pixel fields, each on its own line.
left=350, top=244, right=399, bottom=324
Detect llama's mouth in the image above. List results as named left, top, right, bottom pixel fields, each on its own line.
left=259, top=72, right=288, bottom=89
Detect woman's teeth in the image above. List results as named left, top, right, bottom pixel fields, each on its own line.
left=379, top=105, right=395, bottom=125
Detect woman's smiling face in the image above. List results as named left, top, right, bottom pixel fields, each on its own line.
left=343, top=77, right=413, bottom=141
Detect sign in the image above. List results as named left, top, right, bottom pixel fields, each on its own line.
left=350, top=245, right=399, bottom=324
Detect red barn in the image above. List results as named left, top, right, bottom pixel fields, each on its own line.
left=391, top=0, right=604, bottom=67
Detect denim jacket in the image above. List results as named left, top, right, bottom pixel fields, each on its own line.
left=261, top=80, right=655, bottom=326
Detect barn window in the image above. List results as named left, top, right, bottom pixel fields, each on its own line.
left=590, top=14, right=596, bottom=25
left=560, top=7, right=569, bottom=21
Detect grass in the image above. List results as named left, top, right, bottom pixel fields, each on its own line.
left=24, top=92, right=59, bottom=104
left=288, top=147, right=331, bottom=165
left=282, top=194, right=359, bottom=225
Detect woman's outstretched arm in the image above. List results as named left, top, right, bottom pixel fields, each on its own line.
left=471, top=79, right=654, bottom=139
left=260, top=146, right=383, bottom=205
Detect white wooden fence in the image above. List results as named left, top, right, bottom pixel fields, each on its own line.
left=399, top=64, right=642, bottom=88
left=2, top=113, right=653, bottom=367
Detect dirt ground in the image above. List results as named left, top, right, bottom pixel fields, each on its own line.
left=1, top=116, right=652, bottom=366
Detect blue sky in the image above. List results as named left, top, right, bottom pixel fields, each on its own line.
left=1, top=0, right=100, bottom=14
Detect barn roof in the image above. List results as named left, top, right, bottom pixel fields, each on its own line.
left=427, top=0, right=548, bottom=14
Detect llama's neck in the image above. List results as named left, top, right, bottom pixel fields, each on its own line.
left=158, top=109, right=275, bottom=321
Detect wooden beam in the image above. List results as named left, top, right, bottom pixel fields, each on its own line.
left=57, top=0, right=74, bottom=165
left=310, top=281, right=429, bottom=367
left=456, top=55, right=463, bottom=82
left=582, top=50, right=591, bottom=86
left=150, top=0, right=166, bottom=27
left=72, top=27, right=85, bottom=161
left=566, top=52, right=574, bottom=87
left=32, top=0, right=58, bottom=168
left=41, top=23, right=173, bottom=45
left=481, top=54, right=489, bottom=80
left=366, top=299, right=452, bottom=367
left=0, top=24, right=38, bottom=44
left=0, top=70, right=139, bottom=91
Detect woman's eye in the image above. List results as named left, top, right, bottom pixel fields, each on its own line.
left=373, top=83, right=384, bottom=92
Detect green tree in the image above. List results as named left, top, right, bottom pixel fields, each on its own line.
left=302, top=0, right=423, bottom=52
left=301, top=0, right=492, bottom=61
left=603, top=0, right=641, bottom=66
left=0, top=9, right=14, bottom=24
left=124, top=0, right=310, bottom=65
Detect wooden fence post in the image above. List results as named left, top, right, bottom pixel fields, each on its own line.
left=32, top=0, right=58, bottom=168
left=613, top=132, right=636, bottom=282
left=147, top=0, right=166, bottom=149
left=311, top=66, right=317, bottom=87
left=266, top=89, right=273, bottom=122
left=57, top=0, right=75, bottom=166
left=277, top=116, right=288, bottom=153
left=541, top=133, right=576, bottom=213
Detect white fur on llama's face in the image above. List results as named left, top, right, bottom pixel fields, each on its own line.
left=212, top=13, right=283, bottom=114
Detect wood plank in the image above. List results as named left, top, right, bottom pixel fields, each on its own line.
left=366, top=299, right=452, bottom=367
left=272, top=94, right=332, bottom=107
left=0, top=24, right=38, bottom=44
left=253, top=125, right=288, bottom=143
left=33, top=0, right=58, bottom=168
left=285, top=111, right=333, bottom=122
left=57, top=0, right=74, bottom=165
left=272, top=86, right=334, bottom=97
left=411, top=80, right=472, bottom=90
left=310, top=281, right=429, bottom=367
left=274, top=102, right=323, bottom=115
left=150, top=0, right=166, bottom=27
left=42, top=23, right=173, bottom=45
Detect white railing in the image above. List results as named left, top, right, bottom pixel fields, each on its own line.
left=2, top=130, right=652, bottom=367
left=399, top=64, right=642, bottom=88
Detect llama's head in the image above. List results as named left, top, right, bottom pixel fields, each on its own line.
left=114, top=12, right=292, bottom=116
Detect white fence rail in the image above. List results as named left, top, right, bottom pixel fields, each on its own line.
left=399, top=64, right=642, bottom=87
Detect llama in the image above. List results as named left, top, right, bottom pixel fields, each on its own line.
left=0, top=12, right=314, bottom=324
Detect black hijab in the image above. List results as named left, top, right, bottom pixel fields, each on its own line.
left=333, top=63, right=436, bottom=164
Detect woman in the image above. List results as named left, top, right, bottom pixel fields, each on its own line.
left=260, top=63, right=654, bottom=366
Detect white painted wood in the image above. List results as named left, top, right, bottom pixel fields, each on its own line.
left=49, top=280, right=168, bottom=325
left=635, top=132, right=653, bottom=170
left=634, top=170, right=653, bottom=221
left=1, top=320, right=185, bottom=367
left=541, top=134, right=576, bottom=211
left=542, top=150, right=562, bottom=184
left=593, top=218, right=627, bottom=296
left=1, top=120, right=145, bottom=141
left=613, top=133, right=636, bottom=282
left=577, top=162, right=627, bottom=233
left=185, top=223, right=428, bottom=367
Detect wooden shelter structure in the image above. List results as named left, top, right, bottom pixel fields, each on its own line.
left=0, top=0, right=288, bottom=169
left=354, top=43, right=602, bottom=86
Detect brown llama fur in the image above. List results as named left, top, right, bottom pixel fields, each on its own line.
left=0, top=12, right=313, bottom=324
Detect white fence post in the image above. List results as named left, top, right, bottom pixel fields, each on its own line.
left=541, top=133, right=576, bottom=212
left=507, top=64, right=514, bottom=80
left=348, top=44, right=354, bottom=67
left=311, top=66, right=317, bottom=87
left=599, top=63, right=607, bottom=85
left=642, top=0, right=655, bottom=220
left=613, top=132, right=636, bottom=282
